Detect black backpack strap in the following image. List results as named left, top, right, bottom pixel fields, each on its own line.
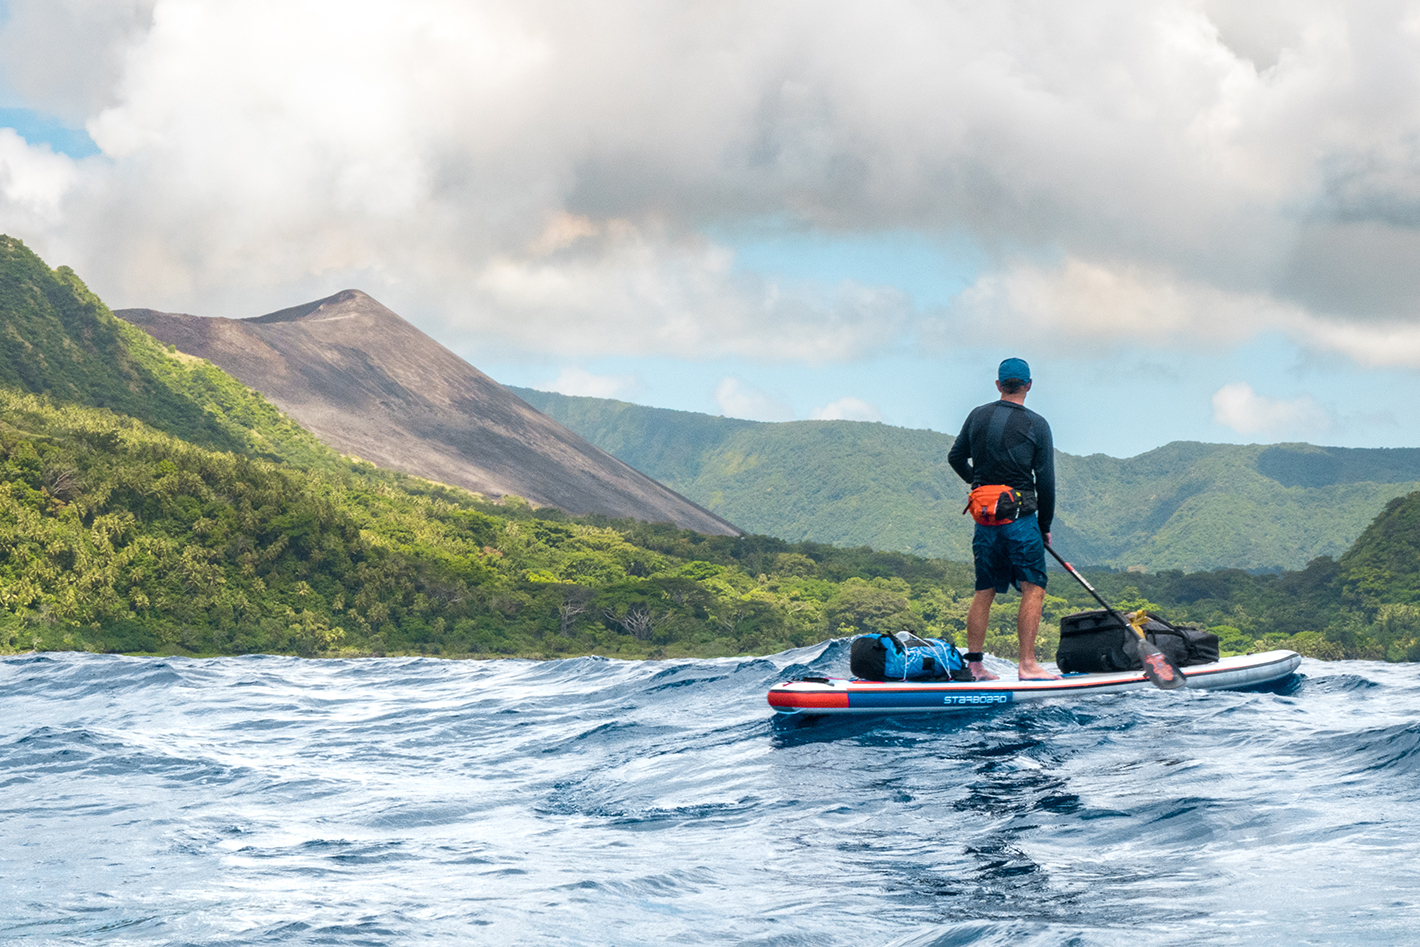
left=985, top=402, right=1013, bottom=450
left=984, top=402, right=1038, bottom=475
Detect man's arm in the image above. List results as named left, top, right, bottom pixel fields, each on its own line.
left=947, top=417, right=974, bottom=485
left=1033, top=420, right=1056, bottom=536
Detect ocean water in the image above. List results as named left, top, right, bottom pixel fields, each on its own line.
left=1, top=643, right=1417, bottom=946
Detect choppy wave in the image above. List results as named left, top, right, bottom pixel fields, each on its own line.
left=2, top=647, right=1418, bottom=946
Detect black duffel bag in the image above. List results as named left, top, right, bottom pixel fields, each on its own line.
left=1055, top=610, right=1219, bottom=674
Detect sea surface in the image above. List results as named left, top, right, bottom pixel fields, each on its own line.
left=2, top=643, right=1417, bottom=946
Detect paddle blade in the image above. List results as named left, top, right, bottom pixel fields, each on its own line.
left=1135, top=635, right=1187, bottom=690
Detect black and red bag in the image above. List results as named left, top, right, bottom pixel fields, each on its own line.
left=963, top=484, right=1037, bottom=526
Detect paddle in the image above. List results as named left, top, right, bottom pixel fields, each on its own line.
left=1044, top=542, right=1186, bottom=691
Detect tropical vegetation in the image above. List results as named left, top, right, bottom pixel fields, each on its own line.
left=0, top=234, right=1416, bottom=663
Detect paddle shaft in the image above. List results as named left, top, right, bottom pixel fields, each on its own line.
left=1043, top=543, right=1134, bottom=631
left=1044, top=542, right=1186, bottom=690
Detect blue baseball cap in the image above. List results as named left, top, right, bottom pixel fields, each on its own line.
left=998, top=357, right=1031, bottom=383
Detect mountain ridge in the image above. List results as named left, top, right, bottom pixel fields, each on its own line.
left=511, top=387, right=1420, bottom=572
left=117, top=293, right=739, bottom=536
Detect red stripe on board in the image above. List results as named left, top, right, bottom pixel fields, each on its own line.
left=768, top=690, right=850, bottom=709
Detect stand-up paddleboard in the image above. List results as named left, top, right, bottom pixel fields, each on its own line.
left=767, top=649, right=1301, bottom=715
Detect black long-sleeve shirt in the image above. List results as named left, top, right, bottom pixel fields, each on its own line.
left=947, top=400, right=1056, bottom=534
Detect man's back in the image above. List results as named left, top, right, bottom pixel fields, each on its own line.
left=947, top=399, right=1055, bottom=535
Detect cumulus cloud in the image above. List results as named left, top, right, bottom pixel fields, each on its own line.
left=715, top=377, right=794, bottom=422
left=0, top=129, right=79, bottom=224
left=1211, top=382, right=1333, bottom=437
left=810, top=397, right=883, bottom=422
left=469, top=216, right=914, bottom=359
left=944, top=256, right=1309, bottom=351
left=537, top=367, right=638, bottom=400
left=1291, top=314, right=1420, bottom=368
left=0, top=0, right=155, bottom=122
left=0, top=1, right=1419, bottom=365
left=946, top=256, right=1420, bottom=366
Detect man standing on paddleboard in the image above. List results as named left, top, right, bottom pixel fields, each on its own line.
left=947, top=357, right=1061, bottom=682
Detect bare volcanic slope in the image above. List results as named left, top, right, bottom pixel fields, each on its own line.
left=117, top=291, right=739, bottom=536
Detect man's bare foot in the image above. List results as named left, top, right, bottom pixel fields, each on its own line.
left=1017, top=662, right=1062, bottom=681
left=968, top=660, right=999, bottom=682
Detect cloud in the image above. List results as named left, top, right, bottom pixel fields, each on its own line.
left=1290, top=314, right=1420, bottom=368
left=715, top=377, right=794, bottom=421
left=0, top=128, right=79, bottom=223
left=537, top=367, right=637, bottom=400
left=948, top=257, right=1286, bottom=347
left=0, top=0, right=156, bottom=122
left=1211, top=382, right=1333, bottom=437
left=946, top=256, right=1420, bottom=368
left=468, top=216, right=915, bottom=360
left=810, top=397, right=883, bottom=422
left=1, top=1, right=1420, bottom=366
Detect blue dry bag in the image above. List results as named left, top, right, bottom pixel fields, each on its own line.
left=849, top=633, right=970, bottom=681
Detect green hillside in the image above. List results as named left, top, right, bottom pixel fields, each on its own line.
left=0, top=236, right=337, bottom=471
left=0, top=236, right=1007, bottom=659
left=1, top=234, right=1414, bottom=664
left=1083, top=489, right=1420, bottom=662
left=513, top=388, right=1420, bottom=572
left=0, top=382, right=1059, bottom=661
left=1337, top=490, right=1420, bottom=609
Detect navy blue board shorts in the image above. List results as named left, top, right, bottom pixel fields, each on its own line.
left=972, top=512, right=1048, bottom=593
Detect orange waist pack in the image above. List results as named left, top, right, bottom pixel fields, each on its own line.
left=963, top=485, right=1037, bottom=526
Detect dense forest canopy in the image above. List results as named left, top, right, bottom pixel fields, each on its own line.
left=0, top=235, right=1416, bottom=662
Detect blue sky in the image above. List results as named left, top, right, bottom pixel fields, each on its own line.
left=1, top=1, right=1418, bottom=459
left=475, top=223, right=1419, bottom=456
left=478, top=286, right=1419, bottom=458
left=0, top=107, right=99, bottom=157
